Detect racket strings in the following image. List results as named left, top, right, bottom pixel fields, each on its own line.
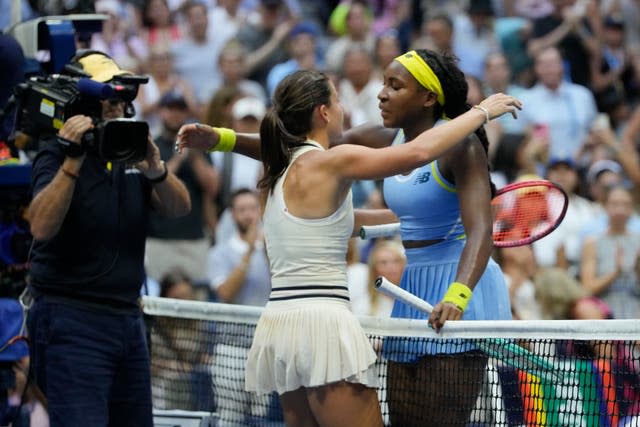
left=492, top=185, right=567, bottom=247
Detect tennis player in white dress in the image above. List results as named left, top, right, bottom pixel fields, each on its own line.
left=175, top=68, right=521, bottom=427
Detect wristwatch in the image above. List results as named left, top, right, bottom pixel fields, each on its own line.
left=147, top=161, right=168, bottom=184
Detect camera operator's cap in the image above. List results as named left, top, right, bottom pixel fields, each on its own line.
left=75, top=51, right=133, bottom=83
left=232, top=97, right=266, bottom=121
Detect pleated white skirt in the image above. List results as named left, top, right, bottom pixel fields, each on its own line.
left=245, top=298, right=379, bottom=395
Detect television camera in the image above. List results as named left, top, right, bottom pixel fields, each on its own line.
left=13, top=64, right=150, bottom=163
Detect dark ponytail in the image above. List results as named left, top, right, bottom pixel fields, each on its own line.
left=416, top=49, right=497, bottom=197
left=258, top=70, right=332, bottom=193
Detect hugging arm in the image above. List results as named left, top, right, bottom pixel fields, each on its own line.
left=333, top=123, right=397, bottom=149
left=327, top=100, right=516, bottom=181
left=175, top=124, right=262, bottom=160
left=176, top=121, right=396, bottom=161
left=233, top=133, right=262, bottom=159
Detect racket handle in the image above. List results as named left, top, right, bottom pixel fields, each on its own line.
left=360, top=223, right=401, bottom=239
left=376, top=278, right=566, bottom=383
left=375, top=276, right=434, bottom=314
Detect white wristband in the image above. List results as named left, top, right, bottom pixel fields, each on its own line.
left=473, top=105, right=490, bottom=124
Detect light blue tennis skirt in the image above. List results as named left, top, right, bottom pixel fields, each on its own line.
left=383, top=239, right=512, bottom=362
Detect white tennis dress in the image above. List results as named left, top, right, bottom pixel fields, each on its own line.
left=245, top=140, right=379, bottom=395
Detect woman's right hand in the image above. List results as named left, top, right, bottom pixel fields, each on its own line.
left=478, top=93, right=523, bottom=121
left=175, top=123, right=220, bottom=153
left=429, top=301, right=463, bottom=332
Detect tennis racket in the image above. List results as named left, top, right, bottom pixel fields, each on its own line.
left=375, top=276, right=565, bottom=383
left=360, top=180, right=569, bottom=248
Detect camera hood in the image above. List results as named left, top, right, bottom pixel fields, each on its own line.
left=90, top=119, right=148, bottom=163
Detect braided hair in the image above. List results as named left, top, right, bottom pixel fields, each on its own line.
left=416, top=49, right=496, bottom=196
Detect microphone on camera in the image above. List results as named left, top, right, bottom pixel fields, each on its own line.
left=77, top=78, right=115, bottom=100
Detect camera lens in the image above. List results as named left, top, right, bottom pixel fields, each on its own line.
left=98, top=119, right=149, bottom=163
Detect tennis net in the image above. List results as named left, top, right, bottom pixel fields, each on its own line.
left=142, top=296, right=640, bottom=426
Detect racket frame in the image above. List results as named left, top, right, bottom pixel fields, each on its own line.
left=359, top=180, right=569, bottom=248
left=491, top=179, right=569, bottom=248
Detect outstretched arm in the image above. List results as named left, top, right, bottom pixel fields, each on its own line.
left=325, top=94, right=522, bottom=181
left=176, top=122, right=396, bottom=159
left=176, top=93, right=521, bottom=172
left=234, top=133, right=262, bottom=159
left=175, top=124, right=262, bottom=160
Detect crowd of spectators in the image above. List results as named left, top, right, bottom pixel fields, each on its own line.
left=5, top=0, right=640, bottom=418
left=5, top=0, right=640, bottom=318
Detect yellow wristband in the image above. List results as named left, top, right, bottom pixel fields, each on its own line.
left=442, top=282, right=473, bottom=312
left=209, top=127, right=237, bottom=152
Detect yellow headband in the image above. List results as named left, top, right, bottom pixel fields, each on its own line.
left=394, top=50, right=445, bottom=107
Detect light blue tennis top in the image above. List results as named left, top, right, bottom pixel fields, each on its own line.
left=383, top=129, right=465, bottom=242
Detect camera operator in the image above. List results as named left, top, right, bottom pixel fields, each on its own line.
left=25, top=52, right=190, bottom=427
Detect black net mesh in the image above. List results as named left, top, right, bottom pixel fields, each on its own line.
left=143, top=298, right=640, bottom=427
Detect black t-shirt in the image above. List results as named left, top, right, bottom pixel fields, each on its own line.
left=146, top=134, right=209, bottom=240
left=29, top=136, right=152, bottom=309
left=532, top=15, right=591, bottom=87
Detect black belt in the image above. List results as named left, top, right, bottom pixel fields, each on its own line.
left=402, top=238, right=444, bottom=249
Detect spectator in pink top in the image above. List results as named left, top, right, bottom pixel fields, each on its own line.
left=141, top=0, right=182, bottom=48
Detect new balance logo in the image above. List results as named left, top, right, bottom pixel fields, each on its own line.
left=414, top=172, right=431, bottom=185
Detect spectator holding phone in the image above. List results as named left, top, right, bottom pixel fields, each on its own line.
left=513, top=46, right=598, bottom=160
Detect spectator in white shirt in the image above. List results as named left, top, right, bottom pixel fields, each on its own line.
left=512, top=46, right=598, bottom=159
left=338, top=45, right=384, bottom=127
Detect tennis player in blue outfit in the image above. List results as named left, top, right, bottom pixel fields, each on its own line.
left=177, top=49, right=519, bottom=426
left=352, top=49, right=513, bottom=427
